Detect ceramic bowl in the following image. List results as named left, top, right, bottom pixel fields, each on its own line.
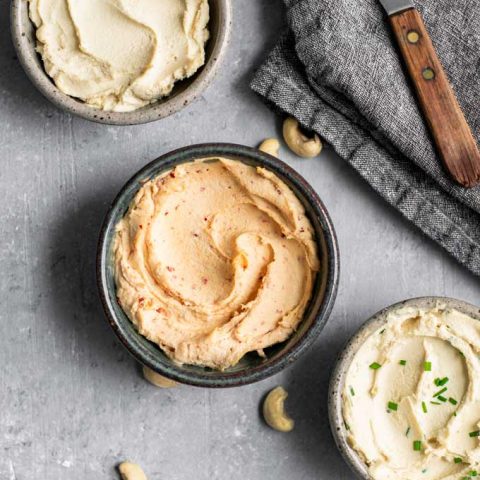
left=10, top=0, right=231, bottom=125
left=97, top=143, right=340, bottom=387
left=328, top=296, right=480, bottom=479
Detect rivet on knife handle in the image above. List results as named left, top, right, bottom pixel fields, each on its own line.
left=388, top=8, right=480, bottom=188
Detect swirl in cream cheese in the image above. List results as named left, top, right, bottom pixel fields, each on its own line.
left=28, top=0, right=209, bottom=111
left=343, top=305, right=480, bottom=480
left=113, top=158, right=319, bottom=370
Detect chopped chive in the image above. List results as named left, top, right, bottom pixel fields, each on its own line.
left=438, top=395, right=447, bottom=402
left=453, top=412, right=457, bottom=417
left=422, top=469, right=427, bottom=473
left=434, top=387, right=448, bottom=398
left=388, top=401, right=398, bottom=411
left=369, top=362, right=382, bottom=370
left=469, top=471, right=478, bottom=476
left=454, top=457, right=463, bottom=464
left=430, top=401, right=441, bottom=405
left=399, top=360, right=407, bottom=366
left=422, top=401, right=427, bottom=413
left=449, top=397, right=458, bottom=405
left=413, top=440, right=422, bottom=451
left=344, top=422, right=350, bottom=431
left=469, top=431, right=480, bottom=437
left=434, top=377, right=449, bottom=386
left=379, top=329, right=385, bottom=334
left=350, top=386, right=355, bottom=397
left=462, top=477, right=470, bottom=480
left=424, top=361, right=432, bottom=371
left=405, top=426, right=411, bottom=436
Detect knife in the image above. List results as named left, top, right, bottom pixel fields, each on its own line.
left=379, top=0, right=480, bottom=188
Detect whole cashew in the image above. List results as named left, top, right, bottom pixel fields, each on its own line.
left=258, top=138, right=280, bottom=158
left=262, top=386, right=294, bottom=432
left=143, top=365, right=178, bottom=388
left=118, top=462, right=147, bottom=480
left=283, top=117, right=322, bottom=158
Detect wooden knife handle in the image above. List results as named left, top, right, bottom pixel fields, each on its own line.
left=389, top=8, right=480, bottom=188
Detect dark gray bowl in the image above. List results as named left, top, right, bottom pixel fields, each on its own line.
left=328, top=296, right=480, bottom=479
left=97, top=144, right=340, bottom=388
left=10, top=0, right=231, bottom=125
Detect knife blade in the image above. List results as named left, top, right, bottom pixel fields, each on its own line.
left=379, top=1, right=480, bottom=187
left=378, top=0, right=413, bottom=15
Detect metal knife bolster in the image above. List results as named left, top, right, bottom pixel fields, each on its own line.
left=378, top=0, right=414, bottom=15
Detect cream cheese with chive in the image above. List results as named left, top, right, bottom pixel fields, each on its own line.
left=342, top=305, right=480, bottom=480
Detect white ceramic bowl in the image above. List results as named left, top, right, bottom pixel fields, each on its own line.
left=10, top=0, right=232, bottom=125
left=328, top=296, right=480, bottom=479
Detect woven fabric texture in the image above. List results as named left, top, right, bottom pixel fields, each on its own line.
left=251, top=0, right=480, bottom=276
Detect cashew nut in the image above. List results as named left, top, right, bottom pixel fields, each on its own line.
left=262, top=386, right=294, bottom=432
left=258, top=138, right=280, bottom=158
left=143, top=365, right=178, bottom=388
left=118, top=462, right=147, bottom=480
left=282, top=117, right=322, bottom=158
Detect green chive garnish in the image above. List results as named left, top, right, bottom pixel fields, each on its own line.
left=454, top=457, right=463, bottom=464
left=430, top=401, right=441, bottom=405
left=405, top=427, right=411, bottom=436
left=413, top=440, right=422, bottom=451
left=434, top=377, right=449, bottom=386
left=453, top=412, right=457, bottom=417
left=370, top=362, right=382, bottom=370
left=350, top=386, right=355, bottom=396
left=399, top=360, right=407, bottom=366
left=424, top=361, right=432, bottom=371
left=422, top=401, right=427, bottom=413
left=469, top=431, right=480, bottom=437
left=379, top=329, right=385, bottom=334
left=438, top=395, right=447, bottom=402
left=434, top=387, right=448, bottom=398
left=388, top=401, right=398, bottom=411
left=469, top=471, right=478, bottom=476
left=449, top=397, right=458, bottom=405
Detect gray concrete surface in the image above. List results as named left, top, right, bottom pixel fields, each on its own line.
left=0, top=1, right=479, bottom=479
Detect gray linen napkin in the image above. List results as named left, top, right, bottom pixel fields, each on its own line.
left=251, top=0, right=480, bottom=276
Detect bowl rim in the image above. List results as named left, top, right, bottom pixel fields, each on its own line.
left=328, top=296, right=480, bottom=480
left=10, top=0, right=232, bottom=126
left=96, top=143, right=340, bottom=388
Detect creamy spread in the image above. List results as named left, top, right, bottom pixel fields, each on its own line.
left=343, top=305, right=480, bottom=480
left=113, top=158, right=319, bottom=370
left=28, top=0, right=209, bottom=112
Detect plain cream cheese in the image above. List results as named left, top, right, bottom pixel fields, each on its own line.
left=343, top=305, right=480, bottom=480
left=28, top=0, right=209, bottom=112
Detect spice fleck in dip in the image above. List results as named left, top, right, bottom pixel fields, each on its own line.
left=114, top=158, right=319, bottom=370
left=343, top=305, right=480, bottom=480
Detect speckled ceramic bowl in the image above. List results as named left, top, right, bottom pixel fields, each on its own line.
left=328, top=296, right=480, bottom=479
left=10, top=0, right=231, bottom=125
left=97, top=143, right=340, bottom=388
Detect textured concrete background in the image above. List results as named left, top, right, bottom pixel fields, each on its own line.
left=1, top=1, right=479, bottom=479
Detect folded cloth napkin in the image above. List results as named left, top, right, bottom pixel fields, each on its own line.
left=251, top=0, right=480, bottom=276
